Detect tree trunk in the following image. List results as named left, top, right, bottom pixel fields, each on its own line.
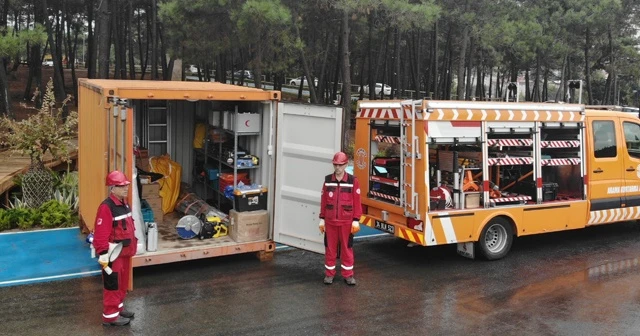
left=584, top=26, right=592, bottom=105
left=128, top=1, right=135, bottom=79
left=0, top=62, right=12, bottom=118
left=42, top=0, right=66, bottom=114
left=533, top=52, right=541, bottom=102
left=542, top=67, right=548, bottom=102
left=525, top=68, right=530, bottom=101
left=392, top=28, right=401, bottom=99
left=292, top=11, right=317, bottom=103
left=430, top=21, right=438, bottom=99
left=96, top=0, right=111, bottom=79
left=555, top=55, right=566, bottom=102
left=341, top=9, right=351, bottom=149
left=331, top=23, right=342, bottom=104
left=151, top=0, right=158, bottom=80
left=456, top=23, right=470, bottom=100
left=86, top=0, right=95, bottom=78
left=465, top=37, right=474, bottom=100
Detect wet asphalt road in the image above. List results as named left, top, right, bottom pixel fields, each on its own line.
left=3, top=223, right=640, bottom=336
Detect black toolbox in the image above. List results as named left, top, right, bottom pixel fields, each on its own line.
left=512, top=181, right=558, bottom=201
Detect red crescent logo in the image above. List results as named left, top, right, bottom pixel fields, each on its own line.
left=245, top=120, right=250, bottom=127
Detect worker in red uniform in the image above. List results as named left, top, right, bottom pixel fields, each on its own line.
left=93, top=170, right=138, bottom=326
left=319, top=152, right=362, bottom=285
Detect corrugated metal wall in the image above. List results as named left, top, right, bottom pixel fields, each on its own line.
left=168, top=101, right=197, bottom=183
left=78, top=85, right=109, bottom=231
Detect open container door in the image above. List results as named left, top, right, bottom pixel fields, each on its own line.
left=273, top=103, right=343, bottom=254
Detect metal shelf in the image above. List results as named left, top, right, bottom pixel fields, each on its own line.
left=370, top=176, right=399, bottom=187
left=194, top=148, right=260, bottom=170
left=222, top=128, right=260, bottom=136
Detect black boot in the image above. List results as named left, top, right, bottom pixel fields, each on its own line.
left=103, top=316, right=131, bottom=326
left=120, top=310, right=135, bottom=319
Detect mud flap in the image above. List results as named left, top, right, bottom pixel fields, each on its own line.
left=457, top=242, right=475, bottom=259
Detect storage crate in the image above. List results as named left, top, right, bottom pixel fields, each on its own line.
left=233, top=189, right=268, bottom=212
left=464, top=192, right=481, bottom=208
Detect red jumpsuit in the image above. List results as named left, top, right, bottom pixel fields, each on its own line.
left=93, top=195, right=137, bottom=323
left=320, top=173, right=362, bottom=278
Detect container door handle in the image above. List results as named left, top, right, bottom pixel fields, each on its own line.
left=593, top=168, right=604, bottom=173
left=626, top=167, right=636, bottom=172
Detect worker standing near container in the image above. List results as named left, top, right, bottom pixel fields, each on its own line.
left=93, top=171, right=138, bottom=326
left=319, top=152, right=363, bottom=285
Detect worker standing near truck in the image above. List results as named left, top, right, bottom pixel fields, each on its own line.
left=93, top=170, right=138, bottom=326
left=319, top=152, right=363, bottom=285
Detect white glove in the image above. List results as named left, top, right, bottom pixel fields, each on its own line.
left=319, top=219, right=325, bottom=234
left=98, top=253, right=109, bottom=268
left=351, top=220, right=360, bottom=234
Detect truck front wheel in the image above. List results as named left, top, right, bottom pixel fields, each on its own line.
left=477, top=217, right=513, bottom=260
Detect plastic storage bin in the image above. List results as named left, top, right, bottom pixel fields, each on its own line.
left=233, top=189, right=268, bottom=212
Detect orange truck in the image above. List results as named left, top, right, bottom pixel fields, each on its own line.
left=354, top=100, right=640, bottom=260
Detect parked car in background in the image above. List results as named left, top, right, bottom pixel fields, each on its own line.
left=42, top=60, right=53, bottom=67
left=187, top=65, right=199, bottom=73
left=289, top=76, right=318, bottom=87
left=363, top=83, right=392, bottom=96
left=233, top=70, right=253, bottom=80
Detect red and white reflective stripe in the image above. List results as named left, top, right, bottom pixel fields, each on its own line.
left=541, top=158, right=581, bottom=166
left=487, top=157, right=533, bottom=166
left=113, top=213, right=132, bottom=221
left=341, top=264, right=354, bottom=270
left=118, top=303, right=124, bottom=308
left=325, top=265, right=336, bottom=270
left=103, top=311, right=120, bottom=319
left=489, top=196, right=532, bottom=203
left=369, top=191, right=400, bottom=202
left=374, top=135, right=401, bottom=143
left=540, top=140, right=580, bottom=148
left=487, top=139, right=533, bottom=147
left=357, top=108, right=419, bottom=119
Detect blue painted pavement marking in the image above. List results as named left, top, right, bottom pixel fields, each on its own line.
left=0, top=227, right=99, bottom=287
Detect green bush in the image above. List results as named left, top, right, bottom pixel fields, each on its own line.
left=0, top=209, right=12, bottom=231
left=39, top=200, right=73, bottom=228
left=8, top=208, right=37, bottom=230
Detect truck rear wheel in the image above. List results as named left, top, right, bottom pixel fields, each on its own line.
left=477, top=217, right=513, bottom=260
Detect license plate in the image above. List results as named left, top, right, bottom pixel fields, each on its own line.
left=374, top=220, right=395, bottom=234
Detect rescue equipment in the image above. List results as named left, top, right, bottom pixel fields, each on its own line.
left=103, top=242, right=123, bottom=275
left=199, top=213, right=227, bottom=239
left=176, top=215, right=202, bottom=239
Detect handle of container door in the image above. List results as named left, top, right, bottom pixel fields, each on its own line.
left=593, top=168, right=604, bottom=173
left=627, top=167, right=636, bottom=172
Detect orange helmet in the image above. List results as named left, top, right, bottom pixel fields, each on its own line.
left=106, top=170, right=131, bottom=186
left=332, top=152, right=348, bottom=165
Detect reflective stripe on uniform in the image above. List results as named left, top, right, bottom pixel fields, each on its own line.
left=325, top=183, right=338, bottom=187
left=113, top=213, right=132, bottom=221
left=341, top=265, right=354, bottom=270
left=118, top=303, right=124, bottom=308
left=325, top=265, right=336, bottom=270
left=103, top=311, right=120, bottom=319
